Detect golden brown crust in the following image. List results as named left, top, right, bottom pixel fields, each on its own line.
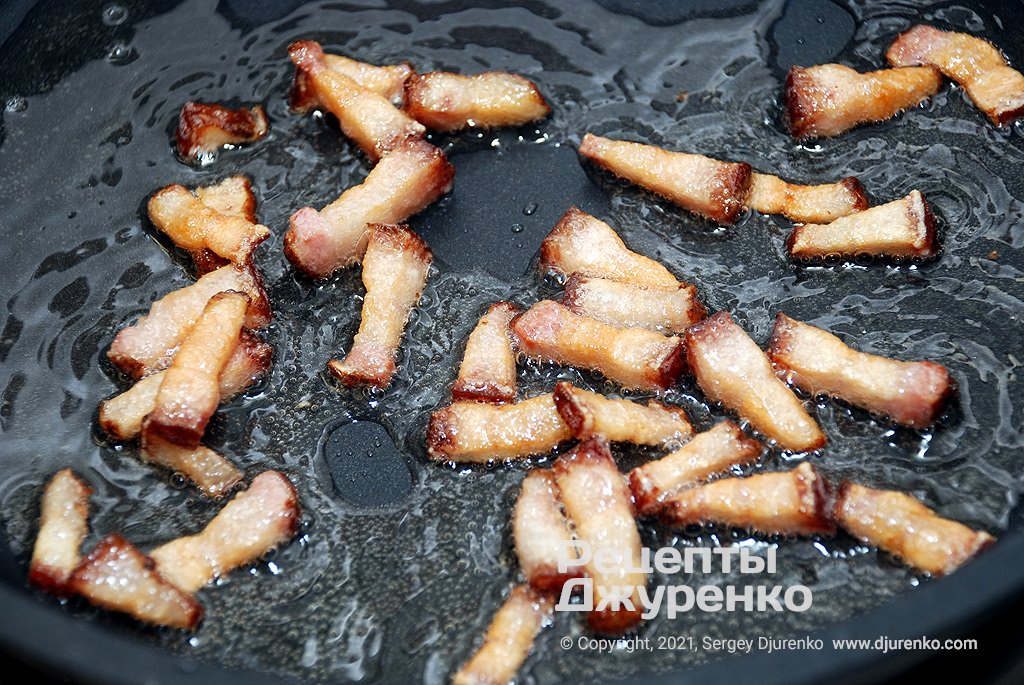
left=561, top=273, right=706, bottom=334
left=29, top=469, right=93, bottom=596
left=139, top=433, right=243, bottom=498
left=289, top=53, right=414, bottom=111
left=747, top=172, right=870, bottom=224
left=552, top=381, right=692, bottom=445
left=403, top=71, right=550, bottom=132
left=175, top=102, right=268, bottom=163
left=452, top=302, right=520, bottom=403
left=512, top=470, right=581, bottom=592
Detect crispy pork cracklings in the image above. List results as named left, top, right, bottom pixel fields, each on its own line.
left=512, top=300, right=686, bottom=392
left=552, top=381, right=692, bottom=446
left=769, top=314, right=953, bottom=428
left=404, top=71, right=550, bottom=132
left=685, top=311, right=825, bottom=451
left=150, top=471, right=300, bottom=593
left=785, top=64, right=942, bottom=139
left=539, top=207, right=679, bottom=287
left=427, top=394, right=571, bottom=463
left=67, top=534, right=203, bottom=630
left=138, top=434, right=242, bottom=498
left=887, top=24, right=1024, bottom=125
left=561, top=273, right=705, bottom=334
left=578, top=134, right=751, bottom=225
left=175, top=102, right=268, bottom=164
left=29, top=469, right=92, bottom=595
left=107, top=262, right=270, bottom=378
left=288, top=40, right=425, bottom=163
left=834, top=482, right=994, bottom=576
left=284, top=138, right=454, bottom=278
left=290, top=53, right=413, bottom=111
left=629, top=421, right=762, bottom=516
left=191, top=175, right=259, bottom=274
left=787, top=190, right=938, bottom=261
left=662, top=462, right=834, bottom=536
left=452, top=302, right=520, bottom=403
left=554, top=437, right=645, bottom=634
left=513, top=470, right=580, bottom=592
left=327, top=225, right=432, bottom=389
left=452, top=585, right=553, bottom=685
left=747, top=172, right=869, bottom=224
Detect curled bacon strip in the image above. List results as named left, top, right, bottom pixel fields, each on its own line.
left=29, top=469, right=92, bottom=595
left=404, top=71, right=550, bottom=132
left=175, top=102, right=268, bottom=164
left=290, top=53, right=413, bottom=111
left=194, top=175, right=256, bottom=223
left=513, top=470, right=580, bottom=592
left=552, top=381, right=691, bottom=446
left=452, top=302, right=520, bottom=403
left=747, top=172, right=869, bottom=224
left=137, top=435, right=242, bottom=498
left=562, top=273, right=705, bottom=334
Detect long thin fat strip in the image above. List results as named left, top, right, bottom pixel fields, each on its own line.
left=452, top=302, right=520, bottom=403
left=787, top=190, right=938, bottom=261
left=404, top=71, right=550, bottom=132
left=290, top=53, right=413, bottom=111
left=327, top=225, right=432, bottom=389
left=512, top=300, right=685, bottom=392
left=138, top=433, right=242, bottom=498
left=150, top=471, right=300, bottom=593
left=107, top=262, right=271, bottom=379
left=661, top=462, right=834, bottom=536
left=67, top=534, right=203, bottom=630
left=887, top=24, right=1024, bottom=125
left=191, top=175, right=258, bottom=275
left=578, top=134, right=751, bottom=225
left=29, top=469, right=92, bottom=595
left=769, top=313, right=953, bottom=428
left=100, top=332, right=272, bottom=442
left=284, top=138, right=454, bottom=278
left=552, top=381, right=692, bottom=445
left=513, top=470, right=580, bottom=592
left=629, top=421, right=762, bottom=516
left=288, top=40, right=425, bottom=163
left=747, top=172, right=869, bottom=224
left=561, top=273, right=705, bottom=334
left=834, top=482, right=994, bottom=576
left=451, top=585, right=553, bottom=685
left=785, top=64, right=942, bottom=139
left=685, top=311, right=825, bottom=452
left=554, top=437, right=645, bottom=635
left=426, top=394, right=571, bottom=463
left=175, top=101, right=268, bottom=164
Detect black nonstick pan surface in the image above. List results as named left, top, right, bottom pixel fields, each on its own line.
left=2, top=1, right=1024, bottom=683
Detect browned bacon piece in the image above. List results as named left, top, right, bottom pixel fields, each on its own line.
left=662, top=462, right=834, bottom=536
left=29, top=469, right=92, bottom=595
left=150, top=471, right=300, bottom=593
left=107, top=263, right=271, bottom=379
left=426, top=394, right=571, bottom=463
left=175, top=102, right=268, bottom=164
left=747, top=172, right=869, bottom=224
left=512, top=300, right=685, bottom=392
left=554, top=437, right=645, bottom=634
left=887, top=24, right=1024, bottom=125
left=190, top=175, right=259, bottom=274
left=552, top=381, right=691, bottom=445
left=512, top=470, right=580, bottom=592
left=769, top=313, right=953, bottom=428
left=539, top=207, right=679, bottom=287
left=452, top=585, right=553, bottom=685
left=834, top=482, right=994, bottom=576
left=67, top=534, right=202, bottom=630
left=137, top=434, right=242, bottom=498
left=327, top=225, right=432, bottom=389
left=284, top=138, right=454, bottom=278
left=452, top=302, right=520, bottom=403
left=404, top=71, right=550, bottom=132
left=561, top=274, right=705, bottom=334
left=685, top=311, right=825, bottom=452
left=785, top=64, right=942, bottom=139
left=578, top=134, right=751, bottom=225
left=288, top=40, right=425, bottom=163
left=787, top=190, right=938, bottom=261
left=629, top=421, right=762, bottom=516
left=290, top=53, right=413, bottom=111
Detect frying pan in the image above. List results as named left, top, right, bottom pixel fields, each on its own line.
left=2, top=0, right=1024, bottom=683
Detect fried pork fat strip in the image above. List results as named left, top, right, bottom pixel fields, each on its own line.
left=512, top=300, right=685, bottom=392
left=175, top=102, right=268, bottom=163
left=747, top=172, right=868, bottom=224
left=562, top=274, right=705, bottom=334
left=427, top=394, right=571, bottom=463
left=787, top=190, right=938, bottom=261
left=685, top=311, right=825, bottom=451
left=769, top=314, right=953, bottom=428
left=404, top=71, right=550, bottom=132
left=552, top=382, right=691, bottom=445
left=785, top=64, right=942, bottom=139
left=540, top=207, right=679, bottom=287
left=452, top=585, right=553, bottom=685
left=189, top=175, right=259, bottom=274
left=513, top=471, right=580, bottom=591
left=290, top=52, right=413, bottom=111
left=285, top=138, right=454, bottom=278
left=288, top=40, right=425, bottom=162
left=327, top=225, right=432, bottom=389
left=662, top=462, right=834, bottom=536
left=29, top=469, right=92, bottom=594
left=888, top=24, right=1024, bottom=125
left=452, top=302, right=520, bottom=403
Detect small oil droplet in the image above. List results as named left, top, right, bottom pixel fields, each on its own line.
left=523, top=202, right=538, bottom=216
left=511, top=223, right=524, bottom=233
left=102, top=3, right=128, bottom=26
left=5, top=96, right=27, bottom=113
